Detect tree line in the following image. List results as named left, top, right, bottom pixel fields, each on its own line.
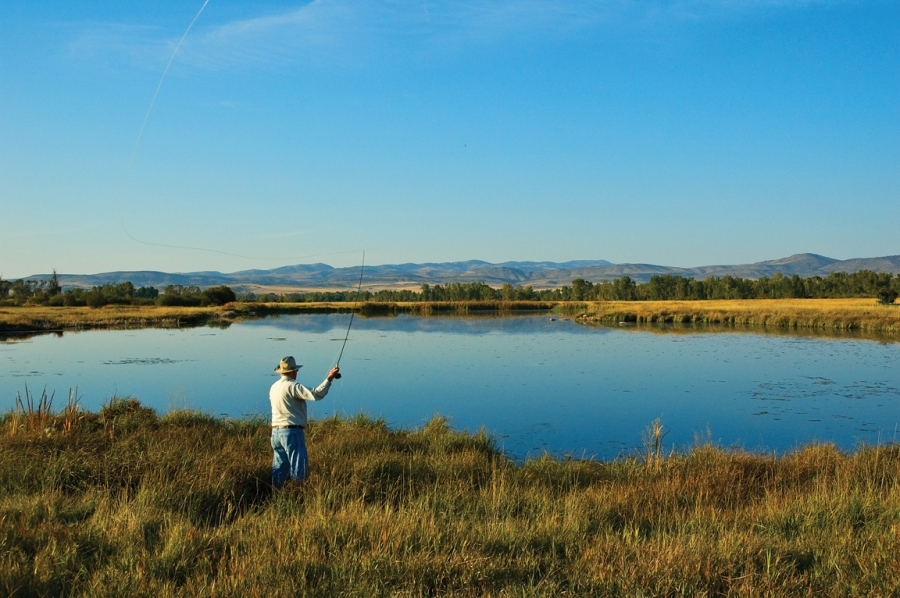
left=563, top=271, right=900, bottom=304
left=3, top=270, right=898, bottom=307
left=241, top=271, right=900, bottom=305
left=0, top=271, right=236, bottom=308
left=241, top=282, right=543, bottom=303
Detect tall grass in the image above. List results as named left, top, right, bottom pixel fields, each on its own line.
left=642, top=417, right=668, bottom=470
left=0, top=304, right=222, bottom=336
left=580, top=298, right=900, bottom=333
left=2, top=400, right=899, bottom=596
left=9, top=384, right=55, bottom=436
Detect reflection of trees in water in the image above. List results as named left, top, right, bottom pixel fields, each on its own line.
left=4, top=313, right=895, bottom=344
left=1, top=330, right=64, bottom=343
left=253, top=312, right=565, bottom=337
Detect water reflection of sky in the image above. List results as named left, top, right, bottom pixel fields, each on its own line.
left=2, top=315, right=899, bottom=460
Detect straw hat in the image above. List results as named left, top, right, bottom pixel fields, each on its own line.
left=275, top=356, right=302, bottom=374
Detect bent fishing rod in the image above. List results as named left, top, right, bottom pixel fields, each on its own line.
left=332, top=251, right=365, bottom=379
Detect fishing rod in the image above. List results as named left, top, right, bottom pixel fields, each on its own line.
left=332, top=251, right=365, bottom=379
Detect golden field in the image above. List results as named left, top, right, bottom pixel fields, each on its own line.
left=576, top=298, right=900, bottom=333
left=0, top=303, right=358, bottom=335
left=0, top=304, right=226, bottom=333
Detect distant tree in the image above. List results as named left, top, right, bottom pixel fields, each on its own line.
left=477, top=282, right=498, bottom=300
left=47, top=270, right=61, bottom=296
left=876, top=289, right=898, bottom=305
left=611, top=276, right=637, bottom=301
left=134, top=286, right=159, bottom=299
left=111, top=282, right=135, bottom=302
left=203, top=285, right=236, bottom=305
left=157, top=284, right=204, bottom=306
left=62, top=288, right=87, bottom=306
left=571, top=278, right=590, bottom=301
left=0, top=276, right=9, bottom=300
left=86, top=289, right=107, bottom=308
left=647, top=275, right=680, bottom=300
left=10, top=279, right=37, bottom=305
left=874, top=273, right=898, bottom=305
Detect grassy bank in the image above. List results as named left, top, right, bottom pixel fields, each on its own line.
left=3, top=400, right=900, bottom=596
left=577, top=298, right=900, bottom=333
left=0, top=305, right=228, bottom=335
left=2, top=298, right=899, bottom=339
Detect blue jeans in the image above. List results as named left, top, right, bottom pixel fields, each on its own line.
left=271, top=427, right=308, bottom=488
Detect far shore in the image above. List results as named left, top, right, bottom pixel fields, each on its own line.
left=1, top=297, right=898, bottom=337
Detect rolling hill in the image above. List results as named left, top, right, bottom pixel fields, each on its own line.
left=28, top=254, right=900, bottom=293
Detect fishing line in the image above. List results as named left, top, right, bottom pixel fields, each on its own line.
left=118, top=0, right=352, bottom=263
left=332, top=251, right=365, bottom=378
left=120, top=0, right=209, bottom=250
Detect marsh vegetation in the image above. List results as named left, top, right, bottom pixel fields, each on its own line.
left=2, top=398, right=899, bottom=596
left=4, top=296, right=899, bottom=341
left=577, top=298, right=900, bottom=333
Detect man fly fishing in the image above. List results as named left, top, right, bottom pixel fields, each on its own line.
left=269, top=252, right=363, bottom=487
left=269, top=356, right=340, bottom=487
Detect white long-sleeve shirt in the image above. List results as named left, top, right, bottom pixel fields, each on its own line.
left=269, top=374, right=332, bottom=427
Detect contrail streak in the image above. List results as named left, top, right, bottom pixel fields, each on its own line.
left=119, top=0, right=353, bottom=262
left=132, top=0, right=211, bottom=167
left=120, top=0, right=221, bottom=255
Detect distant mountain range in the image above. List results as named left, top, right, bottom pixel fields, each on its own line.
left=33, top=254, right=900, bottom=293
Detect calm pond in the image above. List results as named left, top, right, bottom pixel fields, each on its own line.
left=2, top=314, right=899, bottom=460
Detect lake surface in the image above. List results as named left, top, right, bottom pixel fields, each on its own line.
left=2, top=314, right=899, bottom=460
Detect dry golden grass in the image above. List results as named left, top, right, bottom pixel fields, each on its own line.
left=578, top=298, right=900, bottom=333
left=3, top=298, right=899, bottom=338
left=0, top=304, right=227, bottom=334
left=2, top=402, right=900, bottom=596
left=0, top=301, right=555, bottom=335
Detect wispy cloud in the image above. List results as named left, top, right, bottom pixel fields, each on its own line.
left=178, top=1, right=361, bottom=70
left=68, top=0, right=850, bottom=72
left=67, top=1, right=368, bottom=71
left=68, top=22, right=173, bottom=71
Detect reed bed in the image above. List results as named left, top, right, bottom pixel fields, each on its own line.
left=578, top=298, right=900, bottom=333
left=2, top=399, right=899, bottom=596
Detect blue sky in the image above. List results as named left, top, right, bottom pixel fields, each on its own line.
left=2, top=0, right=898, bottom=278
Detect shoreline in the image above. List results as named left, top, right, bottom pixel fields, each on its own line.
left=575, top=298, right=900, bottom=333
left=1, top=298, right=898, bottom=338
